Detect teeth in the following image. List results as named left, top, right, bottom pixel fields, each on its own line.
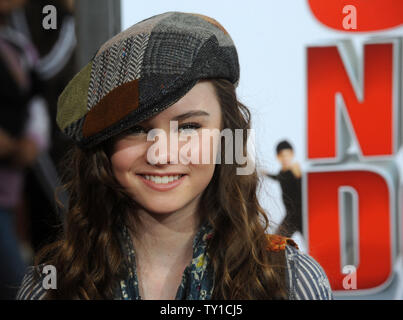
left=143, top=175, right=182, bottom=184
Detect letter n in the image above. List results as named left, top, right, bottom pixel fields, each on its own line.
left=307, top=40, right=400, bottom=162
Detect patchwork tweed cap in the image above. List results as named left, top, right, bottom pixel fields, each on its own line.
left=56, top=11, right=240, bottom=148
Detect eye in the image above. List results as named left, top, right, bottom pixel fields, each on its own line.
left=178, top=122, right=201, bottom=132
left=125, top=125, right=148, bottom=135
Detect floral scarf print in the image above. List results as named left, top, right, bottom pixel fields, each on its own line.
left=115, top=221, right=298, bottom=300
left=116, top=222, right=214, bottom=300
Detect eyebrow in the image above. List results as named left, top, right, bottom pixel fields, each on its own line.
left=171, top=110, right=210, bottom=121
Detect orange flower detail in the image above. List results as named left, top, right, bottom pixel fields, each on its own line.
left=266, top=234, right=299, bottom=252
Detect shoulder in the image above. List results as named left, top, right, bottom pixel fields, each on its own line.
left=16, top=265, right=48, bottom=300
left=265, top=234, right=333, bottom=299
left=284, top=245, right=333, bottom=300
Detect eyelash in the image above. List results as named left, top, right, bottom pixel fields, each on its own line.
left=179, top=122, right=201, bottom=131
left=126, top=122, right=201, bottom=135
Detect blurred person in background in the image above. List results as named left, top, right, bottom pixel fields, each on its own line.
left=10, top=0, right=76, bottom=253
left=265, top=140, right=303, bottom=238
left=11, top=0, right=76, bottom=165
left=0, top=0, right=50, bottom=299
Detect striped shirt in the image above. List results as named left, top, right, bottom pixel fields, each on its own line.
left=16, top=245, right=333, bottom=300
left=285, top=245, right=333, bottom=299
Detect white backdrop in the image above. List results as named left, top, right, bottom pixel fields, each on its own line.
left=121, top=0, right=403, bottom=251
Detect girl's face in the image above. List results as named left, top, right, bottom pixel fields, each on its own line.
left=110, top=80, right=222, bottom=215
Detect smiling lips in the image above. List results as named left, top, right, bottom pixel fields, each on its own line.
left=137, top=173, right=187, bottom=191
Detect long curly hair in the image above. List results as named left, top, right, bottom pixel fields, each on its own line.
left=32, top=78, right=288, bottom=299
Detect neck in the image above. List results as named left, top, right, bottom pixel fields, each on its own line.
left=129, top=199, right=202, bottom=265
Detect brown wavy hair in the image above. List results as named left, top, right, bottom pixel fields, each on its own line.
left=32, top=78, right=288, bottom=299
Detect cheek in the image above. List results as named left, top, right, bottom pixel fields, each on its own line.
left=110, top=145, right=144, bottom=177
left=189, top=134, right=219, bottom=184
left=188, top=162, right=216, bottom=199
left=191, top=131, right=221, bottom=165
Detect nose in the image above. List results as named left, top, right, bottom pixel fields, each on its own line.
left=146, top=129, right=179, bottom=165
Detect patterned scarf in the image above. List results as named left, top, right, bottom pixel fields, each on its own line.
left=116, top=222, right=214, bottom=300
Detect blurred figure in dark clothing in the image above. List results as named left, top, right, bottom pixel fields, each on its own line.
left=265, top=140, right=303, bottom=237
left=11, top=0, right=76, bottom=166
left=0, top=0, right=50, bottom=299
left=10, top=0, right=76, bottom=253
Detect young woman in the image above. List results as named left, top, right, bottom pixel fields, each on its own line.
left=17, top=11, right=333, bottom=300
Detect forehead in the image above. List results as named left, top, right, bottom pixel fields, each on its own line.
left=278, top=149, right=294, bottom=156
left=107, top=80, right=222, bottom=145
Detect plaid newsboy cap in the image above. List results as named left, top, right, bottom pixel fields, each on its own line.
left=56, top=11, right=240, bottom=148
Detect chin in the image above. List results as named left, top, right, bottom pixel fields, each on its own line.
left=139, top=199, right=188, bottom=215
